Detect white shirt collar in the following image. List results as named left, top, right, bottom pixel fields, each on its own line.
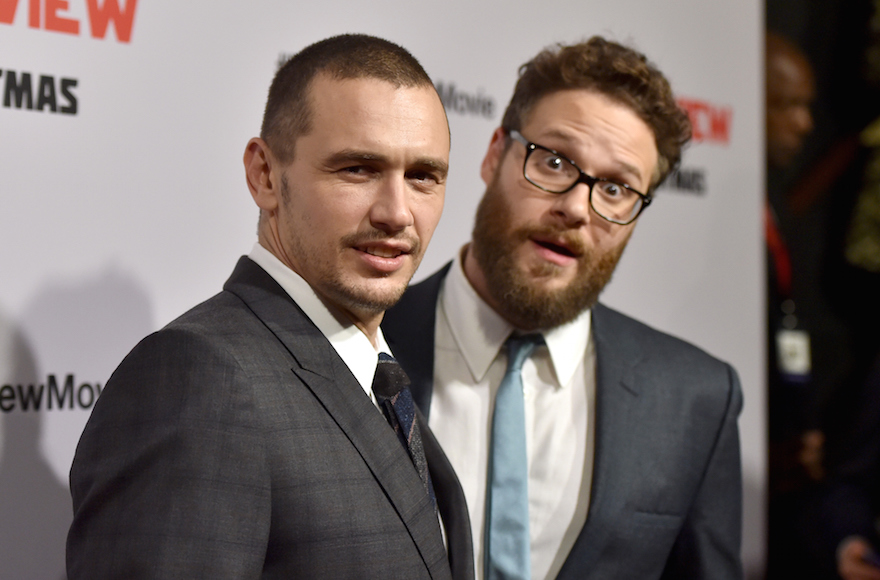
left=247, top=243, right=389, bottom=396
left=440, top=247, right=591, bottom=388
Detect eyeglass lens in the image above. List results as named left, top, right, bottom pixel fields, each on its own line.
left=524, top=149, right=643, bottom=224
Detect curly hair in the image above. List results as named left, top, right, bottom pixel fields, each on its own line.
left=500, top=36, right=692, bottom=191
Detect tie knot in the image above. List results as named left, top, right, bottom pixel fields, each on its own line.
left=372, top=352, right=411, bottom=398
left=505, top=334, right=543, bottom=374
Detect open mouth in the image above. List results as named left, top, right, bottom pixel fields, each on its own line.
left=534, top=239, right=577, bottom=258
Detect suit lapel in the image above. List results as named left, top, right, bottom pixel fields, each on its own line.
left=223, top=257, right=451, bottom=579
left=290, top=358, right=451, bottom=578
left=557, top=303, right=645, bottom=577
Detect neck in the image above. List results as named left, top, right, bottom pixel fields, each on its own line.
left=259, top=221, right=384, bottom=349
left=353, top=315, right=382, bottom=349
left=313, top=292, right=383, bottom=349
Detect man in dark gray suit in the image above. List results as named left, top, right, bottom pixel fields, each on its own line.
left=67, top=34, right=473, bottom=579
left=383, top=36, right=743, bottom=579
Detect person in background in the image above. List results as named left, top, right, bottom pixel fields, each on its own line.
left=766, top=31, right=816, bottom=169
left=765, top=31, right=819, bottom=461
left=818, top=354, right=880, bottom=580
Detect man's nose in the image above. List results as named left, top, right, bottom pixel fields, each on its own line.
left=550, top=182, right=592, bottom=228
left=369, top=177, right=413, bottom=233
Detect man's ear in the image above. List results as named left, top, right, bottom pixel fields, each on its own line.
left=480, top=127, right=509, bottom=185
left=244, top=137, right=282, bottom=212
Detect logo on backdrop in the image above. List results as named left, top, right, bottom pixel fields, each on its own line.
left=656, top=97, right=732, bottom=195
left=1, top=0, right=138, bottom=115
left=1, top=374, right=101, bottom=412
left=677, top=97, right=732, bottom=145
left=660, top=167, right=706, bottom=195
left=274, top=55, right=498, bottom=121
left=1, top=68, right=77, bottom=114
left=434, top=81, right=496, bottom=119
left=0, top=0, right=138, bottom=42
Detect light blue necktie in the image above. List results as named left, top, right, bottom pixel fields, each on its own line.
left=485, top=334, right=542, bottom=580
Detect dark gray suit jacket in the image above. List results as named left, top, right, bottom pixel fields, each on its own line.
left=382, top=263, right=743, bottom=580
left=67, top=257, right=474, bottom=579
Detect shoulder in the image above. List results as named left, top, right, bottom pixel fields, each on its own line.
left=593, top=303, right=742, bottom=410
left=594, top=302, right=735, bottom=373
left=131, top=291, right=271, bottom=370
left=94, top=290, right=295, bottom=420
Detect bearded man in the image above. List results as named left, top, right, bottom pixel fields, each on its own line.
left=383, top=36, right=743, bottom=580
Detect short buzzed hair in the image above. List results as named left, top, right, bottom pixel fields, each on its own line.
left=501, top=36, right=692, bottom=191
left=261, top=33, right=436, bottom=164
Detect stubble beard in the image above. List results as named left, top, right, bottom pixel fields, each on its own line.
left=325, top=230, right=422, bottom=317
left=281, top=176, right=420, bottom=318
left=470, top=177, right=630, bottom=331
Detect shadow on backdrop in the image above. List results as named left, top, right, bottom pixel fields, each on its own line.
left=0, top=310, right=69, bottom=580
left=0, top=266, right=154, bottom=579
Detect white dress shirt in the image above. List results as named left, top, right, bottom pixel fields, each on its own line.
left=429, top=252, right=596, bottom=580
left=248, top=243, right=390, bottom=403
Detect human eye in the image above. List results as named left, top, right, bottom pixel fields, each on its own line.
left=406, top=160, right=447, bottom=191
left=596, top=180, right=636, bottom=200
left=336, top=165, right=378, bottom=182
left=528, top=150, right=576, bottom=186
left=406, top=169, right=440, bottom=184
left=598, top=181, right=621, bottom=196
left=536, top=151, right=567, bottom=173
left=407, top=170, right=445, bottom=195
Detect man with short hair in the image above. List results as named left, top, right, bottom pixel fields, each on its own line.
left=766, top=31, right=815, bottom=170
left=67, top=34, right=473, bottom=579
left=383, top=36, right=743, bottom=579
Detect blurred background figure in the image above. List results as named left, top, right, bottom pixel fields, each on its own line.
left=766, top=1, right=880, bottom=577
left=764, top=29, right=827, bottom=580
left=764, top=32, right=819, bottom=449
left=766, top=32, right=816, bottom=169
left=817, top=355, right=880, bottom=580
left=810, top=3, right=880, bottom=577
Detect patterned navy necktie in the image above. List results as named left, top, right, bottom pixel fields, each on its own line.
left=373, top=352, right=436, bottom=509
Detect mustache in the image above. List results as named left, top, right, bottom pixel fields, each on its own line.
left=340, top=229, right=421, bottom=254
left=513, top=224, right=588, bottom=257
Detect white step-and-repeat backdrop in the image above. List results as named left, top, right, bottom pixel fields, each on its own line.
left=1, top=1, right=763, bottom=577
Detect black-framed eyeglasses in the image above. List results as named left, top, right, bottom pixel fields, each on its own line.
left=507, top=129, right=652, bottom=225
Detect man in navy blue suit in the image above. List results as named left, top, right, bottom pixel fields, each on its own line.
left=383, top=36, right=743, bottom=579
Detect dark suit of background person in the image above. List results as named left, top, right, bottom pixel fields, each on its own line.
left=814, top=355, right=880, bottom=580
left=66, top=34, right=473, bottom=579
left=383, top=37, right=743, bottom=579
